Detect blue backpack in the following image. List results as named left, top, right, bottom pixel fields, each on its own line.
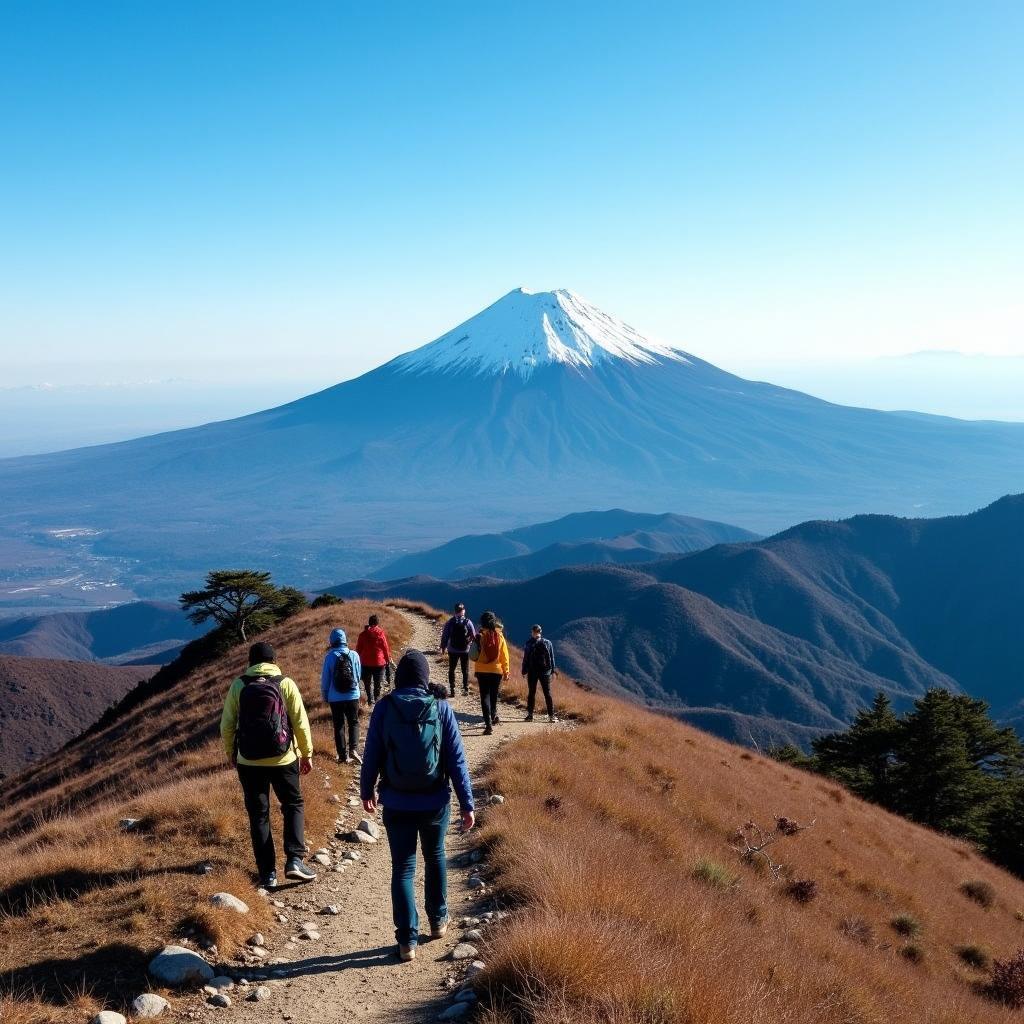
left=381, top=691, right=446, bottom=793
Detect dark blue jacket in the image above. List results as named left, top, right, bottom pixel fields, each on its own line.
left=440, top=615, right=476, bottom=655
left=360, top=651, right=474, bottom=813
left=522, top=636, right=556, bottom=675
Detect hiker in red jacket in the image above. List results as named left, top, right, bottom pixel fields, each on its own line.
left=356, top=614, right=393, bottom=706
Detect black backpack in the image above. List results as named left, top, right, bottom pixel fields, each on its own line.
left=237, top=673, right=292, bottom=760
left=333, top=651, right=357, bottom=692
left=449, top=617, right=469, bottom=649
left=530, top=638, right=553, bottom=674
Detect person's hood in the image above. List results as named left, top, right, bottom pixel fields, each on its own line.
left=243, top=662, right=281, bottom=677
left=394, top=649, right=430, bottom=691
left=329, top=628, right=348, bottom=648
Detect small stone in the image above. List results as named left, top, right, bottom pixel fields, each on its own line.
left=237, top=979, right=251, bottom=987
left=321, top=905, right=340, bottom=915
left=480, top=912, right=494, bottom=921
left=148, top=945, right=215, bottom=987
left=469, top=849, right=484, bottom=864
left=312, top=853, right=331, bottom=867
left=460, top=917, right=479, bottom=927
left=332, top=794, right=342, bottom=804
left=298, top=929, right=320, bottom=941
left=207, top=994, right=231, bottom=1009
left=452, top=942, right=478, bottom=960
left=345, top=829, right=377, bottom=844
left=210, top=892, right=249, bottom=914
left=249, top=947, right=268, bottom=959
left=467, top=877, right=485, bottom=890
left=488, top=794, right=505, bottom=806
left=93, top=1012, right=127, bottom=1024
left=205, top=977, right=235, bottom=993
left=438, top=1004, right=472, bottom=1021
left=464, top=928, right=483, bottom=941
left=276, top=914, right=289, bottom=923
left=249, top=987, right=272, bottom=1002
left=131, top=994, right=168, bottom=1018
left=465, top=960, right=486, bottom=978
left=346, top=797, right=359, bottom=807
left=342, top=851, right=361, bottom=862
left=356, top=818, right=381, bottom=839
left=118, top=818, right=141, bottom=831
left=247, top=933, right=265, bottom=947
left=271, top=899, right=285, bottom=908
left=314, top=847, right=330, bottom=856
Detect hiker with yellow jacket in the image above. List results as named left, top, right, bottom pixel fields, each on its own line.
left=220, top=641, right=317, bottom=888
left=472, top=610, right=509, bottom=735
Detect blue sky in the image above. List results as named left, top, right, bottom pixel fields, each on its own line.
left=2, top=0, right=1022, bottom=389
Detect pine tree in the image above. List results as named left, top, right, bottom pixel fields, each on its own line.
left=180, top=569, right=288, bottom=643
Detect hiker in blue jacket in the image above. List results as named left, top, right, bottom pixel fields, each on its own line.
left=320, top=628, right=363, bottom=764
left=360, top=649, right=475, bottom=962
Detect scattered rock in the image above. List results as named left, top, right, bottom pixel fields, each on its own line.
left=345, top=829, right=378, bottom=844
left=207, top=994, right=231, bottom=1009
left=276, top=914, right=289, bottom=924
left=237, top=979, right=251, bottom=987
left=247, top=933, right=265, bottom=947
left=465, top=960, right=486, bottom=978
left=467, top=877, right=485, bottom=890
left=118, top=818, right=141, bottom=831
left=488, top=795, right=505, bottom=806
left=249, top=986, right=272, bottom=1002
left=464, top=929, right=483, bottom=941
left=93, top=1012, right=127, bottom=1024
left=314, top=847, right=330, bottom=856
left=331, top=794, right=342, bottom=804
left=298, top=929, right=320, bottom=941
left=130, top=994, right=168, bottom=1018
left=271, top=899, right=285, bottom=908
left=209, top=892, right=249, bottom=914
left=204, top=978, right=235, bottom=994
left=148, top=946, right=215, bottom=987
left=469, top=849, right=484, bottom=864
left=357, top=818, right=380, bottom=839
left=346, top=797, right=359, bottom=807
left=342, top=851, right=361, bottom=862
left=438, top=1004, right=472, bottom=1021
left=452, top=943, right=478, bottom=960
left=248, top=947, right=268, bottom=960
left=460, top=917, right=480, bottom=928
left=321, top=905, right=340, bottom=915
left=198, top=862, right=214, bottom=875
left=312, top=853, right=332, bottom=867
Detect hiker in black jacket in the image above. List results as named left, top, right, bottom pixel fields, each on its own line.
left=521, top=624, right=558, bottom=723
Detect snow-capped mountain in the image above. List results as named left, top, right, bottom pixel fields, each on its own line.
left=392, top=287, right=688, bottom=378
left=2, top=286, right=1024, bottom=596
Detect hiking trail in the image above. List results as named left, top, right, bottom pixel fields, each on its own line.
left=196, top=606, right=553, bottom=1024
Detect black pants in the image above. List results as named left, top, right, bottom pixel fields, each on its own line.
left=527, top=671, right=554, bottom=717
left=237, top=761, right=305, bottom=878
left=362, top=665, right=386, bottom=703
left=330, top=699, right=360, bottom=759
left=448, top=652, right=470, bottom=694
left=477, top=672, right=501, bottom=727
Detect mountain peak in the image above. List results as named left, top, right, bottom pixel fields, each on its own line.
left=392, top=287, right=689, bottom=379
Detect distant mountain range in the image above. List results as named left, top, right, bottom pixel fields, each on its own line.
left=372, top=510, right=759, bottom=581
left=2, top=287, right=1024, bottom=601
left=0, top=655, right=157, bottom=775
left=0, top=602, right=202, bottom=664
left=335, top=495, right=1024, bottom=747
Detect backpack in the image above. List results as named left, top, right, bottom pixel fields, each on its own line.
left=530, top=638, right=553, bottom=674
left=236, top=673, right=292, bottom=760
left=332, top=650, right=357, bottom=694
left=480, top=629, right=501, bottom=663
left=449, top=617, right=469, bottom=649
left=380, top=692, right=445, bottom=793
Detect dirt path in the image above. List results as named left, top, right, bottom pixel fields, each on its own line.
left=212, top=608, right=546, bottom=1024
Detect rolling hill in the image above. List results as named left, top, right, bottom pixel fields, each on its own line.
left=335, top=495, right=1024, bottom=746
left=2, top=287, right=1024, bottom=600
left=372, top=509, right=759, bottom=580
left=0, top=656, right=157, bottom=775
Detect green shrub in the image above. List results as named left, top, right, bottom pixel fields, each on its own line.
left=960, top=879, right=996, bottom=909
left=692, top=858, right=737, bottom=889
left=957, top=944, right=990, bottom=970
left=891, top=913, right=922, bottom=938
left=901, top=943, right=925, bottom=964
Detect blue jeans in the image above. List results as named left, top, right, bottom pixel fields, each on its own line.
left=382, top=803, right=450, bottom=945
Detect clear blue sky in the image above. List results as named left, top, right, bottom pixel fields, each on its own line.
left=2, top=0, right=1022, bottom=387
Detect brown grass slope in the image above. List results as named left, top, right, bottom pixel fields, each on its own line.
left=0, top=656, right=157, bottom=776
left=0, top=602, right=411, bottom=1024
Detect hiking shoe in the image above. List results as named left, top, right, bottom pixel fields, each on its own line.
left=398, top=943, right=416, bottom=962
left=430, top=917, right=449, bottom=939
left=549, top=714, right=559, bottom=723
left=351, top=750, right=363, bottom=765
left=285, top=858, right=316, bottom=882
left=492, top=714, right=501, bottom=725
left=462, top=689, right=469, bottom=697
left=524, top=713, right=534, bottom=722
left=483, top=725, right=493, bottom=736
left=342, top=755, right=353, bottom=764
left=259, top=871, right=277, bottom=890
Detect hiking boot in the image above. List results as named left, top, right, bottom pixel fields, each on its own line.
left=492, top=714, right=501, bottom=725
left=259, top=871, right=277, bottom=890
left=398, top=943, right=416, bottom=962
left=285, top=858, right=316, bottom=882
left=483, top=725, right=493, bottom=736
left=430, top=916, right=449, bottom=939
left=462, top=688, right=469, bottom=697
left=351, top=750, right=363, bottom=765
left=524, top=713, right=534, bottom=722
left=549, top=714, right=559, bottom=723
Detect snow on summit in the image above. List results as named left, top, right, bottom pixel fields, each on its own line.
left=393, top=287, right=688, bottom=378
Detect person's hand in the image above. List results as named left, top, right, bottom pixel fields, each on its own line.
left=363, top=797, right=377, bottom=814
left=299, top=756, right=313, bottom=776
left=461, top=810, right=475, bottom=832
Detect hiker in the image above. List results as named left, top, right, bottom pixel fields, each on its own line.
left=360, top=650, right=474, bottom=962
left=521, top=624, right=559, bottom=723
left=440, top=602, right=476, bottom=697
left=356, top=613, right=393, bottom=706
left=472, top=610, right=509, bottom=735
left=320, top=627, right=363, bottom=764
left=220, top=641, right=317, bottom=888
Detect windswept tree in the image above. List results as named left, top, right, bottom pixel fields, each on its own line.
left=180, top=570, right=288, bottom=643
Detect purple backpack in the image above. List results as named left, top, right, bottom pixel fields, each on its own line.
left=236, top=672, right=292, bottom=760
